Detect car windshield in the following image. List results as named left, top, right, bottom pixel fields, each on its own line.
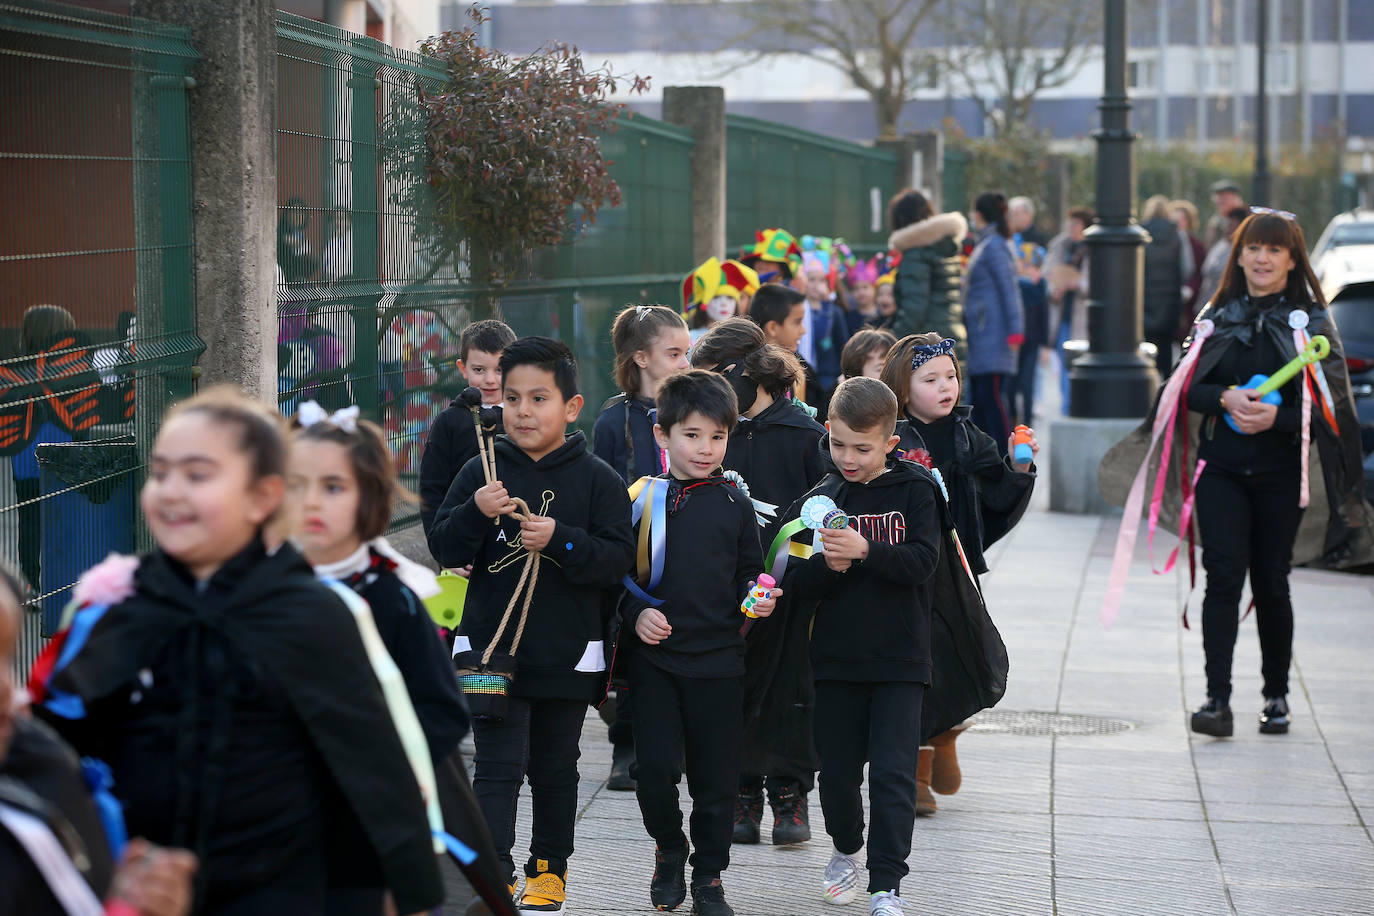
left=1330, top=224, right=1374, bottom=247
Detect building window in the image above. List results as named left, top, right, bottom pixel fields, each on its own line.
left=1128, top=57, right=1158, bottom=90
left=1195, top=49, right=1235, bottom=92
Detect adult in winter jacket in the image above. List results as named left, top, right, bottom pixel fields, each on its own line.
left=887, top=189, right=967, bottom=357
left=1140, top=195, right=1197, bottom=376
left=961, top=192, right=1023, bottom=453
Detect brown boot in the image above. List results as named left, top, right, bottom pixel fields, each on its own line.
left=916, top=746, right=937, bottom=816
left=929, top=722, right=970, bottom=795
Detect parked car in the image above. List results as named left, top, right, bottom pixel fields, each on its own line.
left=1323, top=274, right=1374, bottom=501
left=1312, top=208, right=1374, bottom=286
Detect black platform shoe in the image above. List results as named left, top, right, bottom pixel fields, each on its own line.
left=608, top=744, right=636, bottom=791
left=768, top=782, right=811, bottom=845
left=689, top=877, right=735, bottom=916
left=1190, top=697, right=1234, bottom=737
left=650, top=842, right=688, bottom=911
left=1259, top=696, right=1291, bottom=734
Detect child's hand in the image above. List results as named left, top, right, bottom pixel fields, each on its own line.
left=1008, top=429, right=1041, bottom=472
left=823, top=553, right=852, bottom=573
left=520, top=515, right=556, bottom=553
left=446, top=565, right=473, bottom=578
left=819, top=526, right=869, bottom=562
left=475, top=480, right=515, bottom=518
left=635, top=608, right=672, bottom=644
left=750, top=585, right=782, bottom=618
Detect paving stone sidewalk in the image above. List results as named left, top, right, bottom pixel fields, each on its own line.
left=440, top=427, right=1374, bottom=915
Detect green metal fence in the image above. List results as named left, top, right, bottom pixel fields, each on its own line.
left=275, top=11, right=693, bottom=527
left=1, top=0, right=199, bottom=679
left=725, top=114, right=897, bottom=256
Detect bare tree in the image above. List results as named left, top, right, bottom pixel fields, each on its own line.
left=719, top=0, right=942, bottom=141
left=938, top=0, right=1102, bottom=138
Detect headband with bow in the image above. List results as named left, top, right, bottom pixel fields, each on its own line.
left=910, top=338, right=956, bottom=371
left=297, top=400, right=360, bottom=433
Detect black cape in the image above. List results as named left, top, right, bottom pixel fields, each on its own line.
left=1099, top=297, right=1373, bottom=569
left=42, top=542, right=444, bottom=914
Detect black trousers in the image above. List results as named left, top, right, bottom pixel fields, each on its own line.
left=814, top=680, right=924, bottom=895
left=1196, top=464, right=1303, bottom=704
left=471, top=695, right=587, bottom=878
left=629, top=652, right=742, bottom=882
left=968, top=373, right=1010, bottom=457
left=608, top=685, right=634, bottom=750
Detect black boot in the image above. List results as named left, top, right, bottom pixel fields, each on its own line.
left=1259, top=696, right=1290, bottom=734
left=1190, top=697, right=1234, bottom=737
left=730, top=786, right=762, bottom=844
left=768, top=782, right=811, bottom=845
left=689, top=877, right=735, bottom=916
left=608, top=744, right=636, bottom=791
left=649, top=841, right=688, bottom=911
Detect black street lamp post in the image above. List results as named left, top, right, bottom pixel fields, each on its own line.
left=1254, top=0, right=1271, bottom=205
left=1069, top=0, right=1159, bottom=419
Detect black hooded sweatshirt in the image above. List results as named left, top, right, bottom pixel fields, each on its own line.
left=894, top=407, right=1035, bottom=576
left=419, top=398, right=503, bottom=536
left=622, top=474, right=763, bottom=678
left=724, top=395, right=827, bottom=544
left=428, top=431, right=635, bottom=701
left=593, top=393, right=662, bottom=484
left=783, top=457, right=942, bottom=684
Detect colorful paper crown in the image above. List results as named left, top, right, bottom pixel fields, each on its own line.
left=846, top=257, right=881, bottom=287
left=682, top=257, right=761, bottom=313
left=741, top=228, right=802, bottom=270
left=875, top=269, right=896, bottom=287
left=801, top=250, right=830, bottom=275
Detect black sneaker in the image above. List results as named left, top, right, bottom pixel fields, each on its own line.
left=690, top=877, right=735, bottom=916
left=608, top=745, right=636, bottom=791
left=1259, top=696, right=1291, bottom=734
left=650, top=842, right=688, bottom=911
left=768, top=782, right=811, bottom=845
left=1190, top=697, right=1234, bottom=737
left=731, top=787, right=762, bottom=844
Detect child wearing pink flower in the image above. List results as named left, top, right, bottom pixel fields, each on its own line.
left=27, top=386, right=444, bottom=916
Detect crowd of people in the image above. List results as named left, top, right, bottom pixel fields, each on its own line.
left=5, top=180, right=1367, bottom=916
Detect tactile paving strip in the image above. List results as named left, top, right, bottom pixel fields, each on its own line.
left=968, top=709, right=1135, bottom=736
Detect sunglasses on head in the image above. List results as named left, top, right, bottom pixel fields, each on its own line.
left=1250, top=206, right=1297, bottom=221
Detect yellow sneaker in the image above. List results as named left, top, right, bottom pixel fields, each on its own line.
left=518, top=870, right=566, bottom=914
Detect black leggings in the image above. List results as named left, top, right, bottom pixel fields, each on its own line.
left=813, top=680, right=923, bottom=895
left=629, top=653, right=742, bottom=882
left=1196, top=464, right=1303, bottom=704
left=471, top=696, right=587, bottom=879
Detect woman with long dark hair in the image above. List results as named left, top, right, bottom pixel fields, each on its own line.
left=960, top=192, right=1023, bottom=453
left=1173, top=210, right=1369, bottom=737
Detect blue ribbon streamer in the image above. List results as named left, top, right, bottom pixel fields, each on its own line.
left=435, top=829, right=478, bottom=866
left=42, top=603, right=113, bottom=720
left=624, top=478, right=668, bottom=605
left=81, top=758, right=128, bottom=861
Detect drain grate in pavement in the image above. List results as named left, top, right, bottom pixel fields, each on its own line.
left=969, top=709, right=1135, bottom=736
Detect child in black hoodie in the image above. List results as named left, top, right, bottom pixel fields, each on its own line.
left=880, top=332, right=1037, bottom=812
left=782, top=377, right=941, bottom=916
left=623, top=370, right=777, bottom=916
left=419, top=319, right=516, bottom=538
left=690, top=316, right=826, bottom=846
left=428, top=337, right=635, bottom=914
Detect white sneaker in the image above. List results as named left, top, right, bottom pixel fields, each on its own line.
left=821, top=850, right=862, bottom=905
left=870, top=890, right=905, bottom=915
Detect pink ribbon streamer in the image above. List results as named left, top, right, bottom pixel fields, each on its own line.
left=1295, top=328, right=1313, bottom=509
left=1101, top=320, right=1214, bottom=627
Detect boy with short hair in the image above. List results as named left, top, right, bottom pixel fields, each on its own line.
left=419, top=318, right=517, bottom=537
left=623, top=369, right=777, bottom=916
left=429, top=337, right=635, bottom=914
left=781, top=377, right=941, bottom=916
left=748, top=284, right=830, bottom=418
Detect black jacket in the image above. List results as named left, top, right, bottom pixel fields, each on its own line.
left=623, top=475, right=763, bottom=678
left=724, top=396, right=827, bottom=545
left=1184, top=294, right=1302, bottom=474
left=783, top=458, right=942, bottom=684
left=419, top=399, right=503, bottom=536
left=593, top=394, right=661, bottom=484
left=340, top=549, right=469, bottom=762
left=429, top=432, right=635, bottom=701
left=36, top=541, right=443, bottom=915
left=895, top=408, right=1035, bottom=576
